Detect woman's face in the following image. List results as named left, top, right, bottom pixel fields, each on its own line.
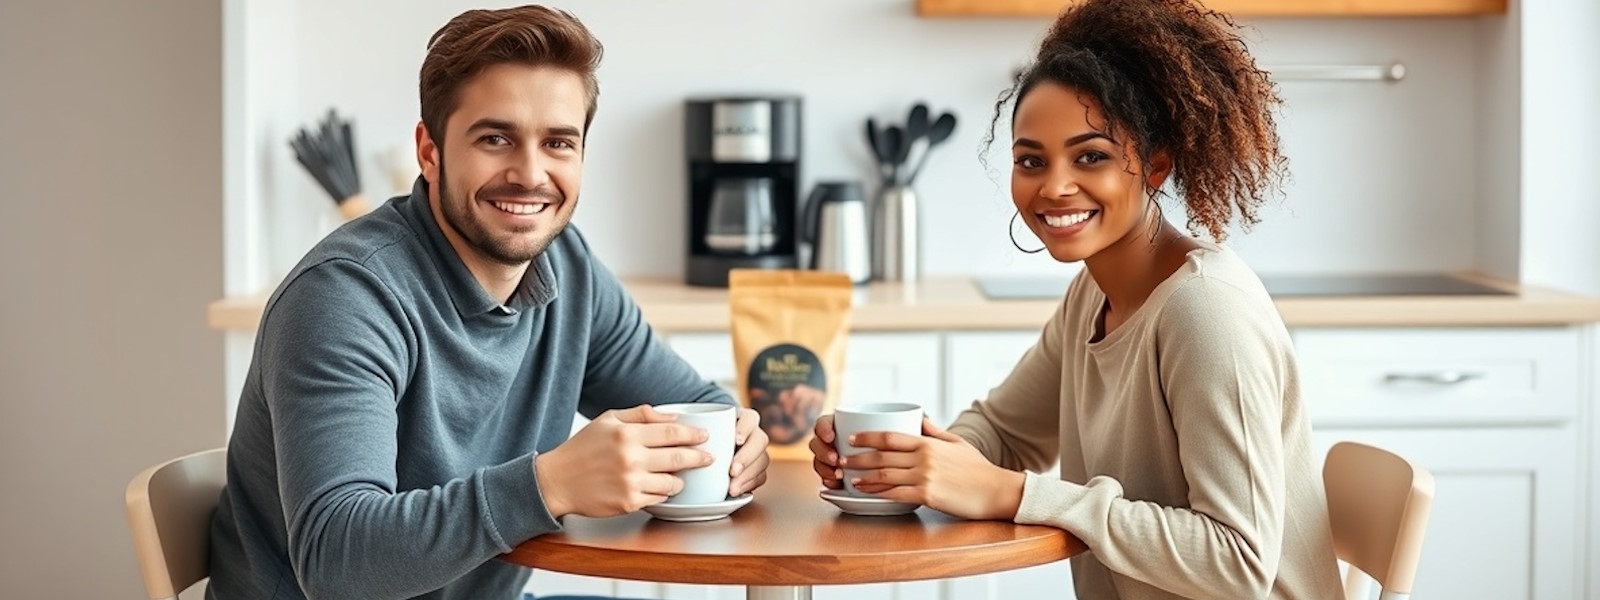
left=1010, top=81, right=1168, bottom=263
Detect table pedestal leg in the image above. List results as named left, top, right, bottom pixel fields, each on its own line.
left=747, top=585, right=811, bottom=600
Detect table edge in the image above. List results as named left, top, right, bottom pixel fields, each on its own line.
left=503, top=524, right=1085, bottom=586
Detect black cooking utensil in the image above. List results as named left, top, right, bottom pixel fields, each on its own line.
left=882, top=125, right=906, bottom=186
left=907, top=112, right=958, bottom=186
left=866, top=117, right=890, bottom=186
left=289, top=108, right=370, bottom=220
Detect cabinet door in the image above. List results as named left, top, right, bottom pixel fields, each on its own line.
left=944, top=331, right=1074, bottom=600
left=1311, top=428, right=1582, bottom=600
left=664, top=333, right=738, bottom=389
left=941, top=333, right=1056, bottom=475
left=942, top=331, right=1039, bottom=422
left=836, top=333, right=943, bottom=420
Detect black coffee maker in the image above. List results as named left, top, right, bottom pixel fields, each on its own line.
left=685, top=96, right=802, bottom=286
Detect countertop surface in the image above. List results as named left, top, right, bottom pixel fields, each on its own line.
left=208, top=273, right=1600, bottom=332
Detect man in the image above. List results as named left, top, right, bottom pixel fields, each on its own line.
left=207, top=6, right=771, bottom=599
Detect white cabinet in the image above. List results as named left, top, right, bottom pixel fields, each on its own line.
left=1298, top=327, right=1586, bottom=600
left=944, top=331, right=1074, bottom=600
left=838, top=333, right=944, bottom=422
left=1292, top=327, right=1580, bottom=427
left=663, top=333, right=738, bottom=389
left=1311, top=427, right=1582, bottom=600
left=942, top=331, right=1038, bottom=421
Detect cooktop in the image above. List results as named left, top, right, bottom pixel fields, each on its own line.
left=973, top=273, right=1514, bottom=301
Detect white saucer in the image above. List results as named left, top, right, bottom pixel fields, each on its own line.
left=642, top=494, right=754, bottom=522
left=819, top=489, right=921, bottom=516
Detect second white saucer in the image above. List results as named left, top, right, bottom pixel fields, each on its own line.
left=642, top=493, right=754, bottom=522
left=819, top=489, right=920, bottom=516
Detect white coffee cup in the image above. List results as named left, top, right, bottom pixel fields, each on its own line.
left=833, top=402, right=923, bottom=497
left=656, top=403, right=737, bottom=505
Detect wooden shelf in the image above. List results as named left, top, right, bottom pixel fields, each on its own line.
left=916, top=0, right=1508, bottom=18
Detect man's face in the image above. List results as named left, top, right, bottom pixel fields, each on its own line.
left=417, top=63, right=587, bottom=266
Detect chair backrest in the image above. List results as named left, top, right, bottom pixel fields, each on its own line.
left=124, top=448, right=226, bottom=600
left=1322, top=441, right=1435, bottom=600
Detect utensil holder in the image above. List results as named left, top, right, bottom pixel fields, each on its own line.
left=871, top=185, right=919, bottom=283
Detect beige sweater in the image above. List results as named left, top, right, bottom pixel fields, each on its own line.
left=949, top=245, right=1341, bottom=600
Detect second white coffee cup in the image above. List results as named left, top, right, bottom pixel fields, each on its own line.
left=655, top=403, right=737, bottom=505
left=833, top=402, right=924, bottom=497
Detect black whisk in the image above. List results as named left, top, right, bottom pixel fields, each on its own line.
left=289, top=108, right=371, bottom=220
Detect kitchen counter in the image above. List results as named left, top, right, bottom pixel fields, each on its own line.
left=208, top=274, right=1600, bottom=333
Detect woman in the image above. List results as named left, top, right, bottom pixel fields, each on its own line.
left=808, top=0, right=1342, bottom=598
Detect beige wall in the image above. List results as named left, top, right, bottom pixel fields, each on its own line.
left=0, top=1, right=224, bottom=596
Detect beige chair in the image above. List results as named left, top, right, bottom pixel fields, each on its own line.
left=1323, top=441, right=1436, bottom=600
left=125, top=448, right=227, bottom=600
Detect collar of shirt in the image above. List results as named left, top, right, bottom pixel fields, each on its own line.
left=398, top=177, right=559, bottom=319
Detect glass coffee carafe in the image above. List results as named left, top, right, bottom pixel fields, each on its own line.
left=704, top=177, right=777, bottom=256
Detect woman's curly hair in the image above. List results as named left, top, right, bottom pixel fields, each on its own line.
left=987, top=0, right=1286, bottom=242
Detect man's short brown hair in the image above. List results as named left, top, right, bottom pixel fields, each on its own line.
left=419, top=5, right=603, bottom=139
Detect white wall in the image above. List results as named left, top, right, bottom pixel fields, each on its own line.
left=1510, top=2, right=1600, bottom=599
left=225, top=0, right=300, bottom=296
left=0, top=1, right=225, bottom=597
left=236, top=0, right=1489, bottom=290
left=1517, top=0, right=1600, bottom=298
left=1474, top=7, right=1520, bottom=283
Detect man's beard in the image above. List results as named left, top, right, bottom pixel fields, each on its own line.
left=436, top=154, right=569, bottom=266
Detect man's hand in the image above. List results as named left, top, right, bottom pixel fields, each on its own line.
left=843, top=417, right=1024, bottom=521
left=728, top=407, right=770, bottom=496
left=534, top=405, right=714, bottom=518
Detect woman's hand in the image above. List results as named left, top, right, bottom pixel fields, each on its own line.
left=843, top=418, right=1026, bottom=520
left=807, top=414, right=843, bottom=490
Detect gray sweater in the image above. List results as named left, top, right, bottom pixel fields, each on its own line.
left=207, top=182, right=732, bottom=600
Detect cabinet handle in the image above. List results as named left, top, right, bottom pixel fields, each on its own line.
left=1382, top=371, right=1485, bottom=385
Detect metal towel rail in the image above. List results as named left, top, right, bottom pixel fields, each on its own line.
left=1268, top=61, right=1407, bottom=82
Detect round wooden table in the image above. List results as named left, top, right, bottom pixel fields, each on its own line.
left=504, top=461, right=1085, bottom=600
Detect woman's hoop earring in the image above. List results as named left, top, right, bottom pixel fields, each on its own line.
left=1009, top=211, right=1046, bottom=254
left=1145, top=196, right=1165, bottom=244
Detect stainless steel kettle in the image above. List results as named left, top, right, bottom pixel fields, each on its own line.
left=803, top=181, right=871, bottom=284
